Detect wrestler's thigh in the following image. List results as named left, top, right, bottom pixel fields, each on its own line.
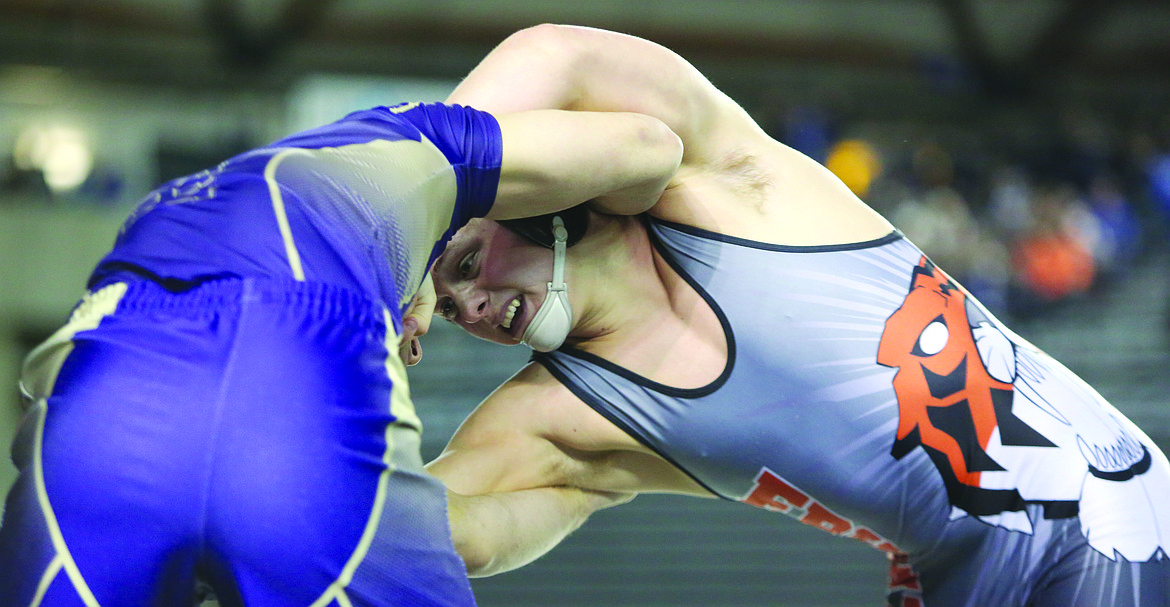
left=0, top=309, right=221, bottom=606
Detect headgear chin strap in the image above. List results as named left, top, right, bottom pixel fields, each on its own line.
left=521, top=215, right=573, bottom=352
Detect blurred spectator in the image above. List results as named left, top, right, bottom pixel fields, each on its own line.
left=1054, top=107, right=1116, bottom=191
left=891, top=186, right=979, bottom=280
left=825, top=138, right=882, bottom=198
left=1140, top=132, right=1170, bottom=334
left=781, top=104, right=834, bottom=164
left=987, top=163, right=1034, bottom=238
left=1084, top=172, right=1142, bottom=286
left=888, top=141, right=1012, bottom=315
left=756, top=97, right=1165, bottom=325
left=1148, top=144, right=1170, bottom=243
left=1009, top=185, right=1097, bottom=317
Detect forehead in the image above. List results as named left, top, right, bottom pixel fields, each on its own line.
left=433, top=219, right=493, bottom=275
left=447, top=218, right=491, bottom=249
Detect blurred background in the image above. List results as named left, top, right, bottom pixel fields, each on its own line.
left=2, top=1, right=1169, bottom=605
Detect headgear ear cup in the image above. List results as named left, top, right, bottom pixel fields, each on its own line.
left=498, top=204, right=589, bottom=248
left=519, top=216, right=573, bottom=352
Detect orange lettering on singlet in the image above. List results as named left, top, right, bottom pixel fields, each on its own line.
left=742, top=468, right=901, bottom=554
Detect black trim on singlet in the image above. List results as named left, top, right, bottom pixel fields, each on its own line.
left=535, top=216, right=736, bottom=399
left=652, top=217, right=904, bottom=253
left=88, top=262, right=239, bottom=293
left=532, top=356, right=731, bottom=501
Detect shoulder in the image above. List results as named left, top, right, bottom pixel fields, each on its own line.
left=480, top=361, right=576, bottom=418
left=266, top=102, right=496, bottom=153
left=455, top=362, right=568, bottom=432
left=345, top=102, right=503, bottom=158
left=474, top=360, right=645, bottom=453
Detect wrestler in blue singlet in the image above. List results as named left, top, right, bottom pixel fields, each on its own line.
left=0, top=102, right=500, bottom=606
left=535, top=218, right=1170, bottom=607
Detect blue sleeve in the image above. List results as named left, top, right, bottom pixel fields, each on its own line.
left=402, top=103, right=503, bottom=227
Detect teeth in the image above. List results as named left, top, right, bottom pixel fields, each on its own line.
left=502, top=297, right=520, bottom=329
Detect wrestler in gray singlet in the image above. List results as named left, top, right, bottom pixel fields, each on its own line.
left=535, top=218, right=1170, bottom=607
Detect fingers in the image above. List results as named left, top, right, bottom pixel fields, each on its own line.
left=409, top=274, right=436, bottom=337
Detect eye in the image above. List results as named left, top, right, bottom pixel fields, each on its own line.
left=912, top=316, right=948, bottom=357
left=458, top=252, right=476, bottom=278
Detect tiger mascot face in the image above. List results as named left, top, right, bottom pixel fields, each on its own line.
left=878, top=257, right=1170, bottom=562
left=877, top=257, right=1049, bottom=517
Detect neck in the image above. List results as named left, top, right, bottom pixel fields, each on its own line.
left=563, top=215, right=674, bottom=346
left=561, top=213, right=729, bottom=389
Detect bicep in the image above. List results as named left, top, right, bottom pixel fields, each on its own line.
left=430, top=419, right=681, bottom=496
left=427, top=416, right=567, bottom=496
left=427, top=363, right=713, bottom=497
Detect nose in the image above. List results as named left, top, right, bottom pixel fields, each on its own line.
left=452, top=283, right=491, bottom=324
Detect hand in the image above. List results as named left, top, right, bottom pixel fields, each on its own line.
left=399, top=274, right=436, bottom=366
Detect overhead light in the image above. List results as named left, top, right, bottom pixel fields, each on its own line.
left=14, top=124, right=94, bottom=193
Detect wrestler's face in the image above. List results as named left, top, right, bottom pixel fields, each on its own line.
left=431, top=219, right=555, bottom=345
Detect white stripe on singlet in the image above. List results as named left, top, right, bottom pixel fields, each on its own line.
left=264, top=149, right=309, bottom=281
left=308, top=309, right=421, bottom=606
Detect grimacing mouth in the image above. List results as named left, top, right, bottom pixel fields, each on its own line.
left=445, top=292, right=525, bottom=342
left=502, top=295, right=520, bottom=329
left=501, top=294, right=531, bottom=340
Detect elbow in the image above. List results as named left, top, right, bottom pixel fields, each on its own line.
left=447, top=491, right=505, bottom=577
left=503, top=24, right=578, bottom=52
left=641, top=115, right=684, bottom=176
left=453, top=536, right=495, bottom=578
left=625, top=113, right=684, bottom=195
left=448, top=499, right=491, bottom=577
left=452, top=524, right=511, bottom=578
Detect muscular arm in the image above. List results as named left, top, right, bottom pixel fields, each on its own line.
left=447, top=487, right=632, bottom=577
left=456, top=23, right=893, bottom=244
left=430, top=363, right=711, bottom=574
left=449, top=24, right=754, bottom=181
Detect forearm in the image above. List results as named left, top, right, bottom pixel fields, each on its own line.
left=460, top=27, right=690, bottom=218
left=488, top=109, right=680, bottom=219
left=447, top=487, right=632, bottom=577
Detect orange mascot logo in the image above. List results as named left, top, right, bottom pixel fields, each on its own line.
left=877, top=257, right=1056, bottom=518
